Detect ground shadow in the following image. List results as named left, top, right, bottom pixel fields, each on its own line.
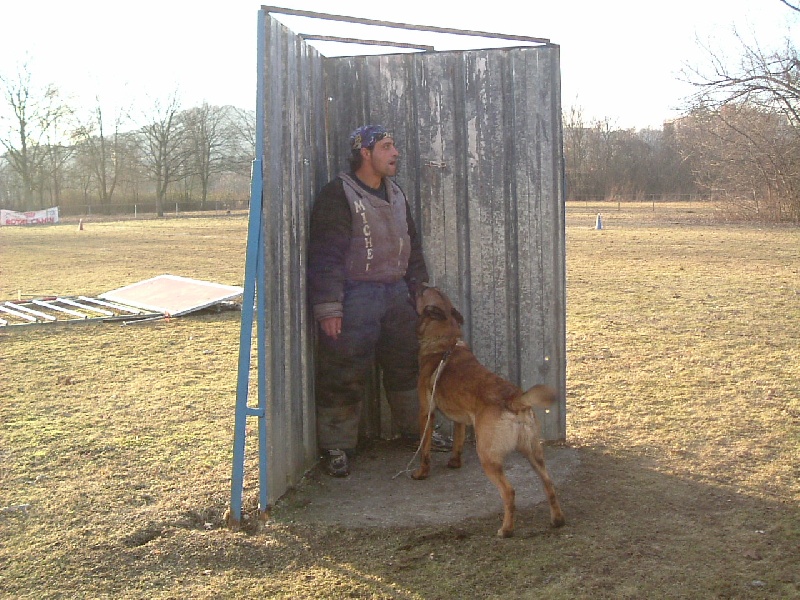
left=272, top=438, right=579, bottom=528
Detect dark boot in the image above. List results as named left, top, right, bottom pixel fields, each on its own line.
left=317, top=404, right=361, bottom=456
left=322, top=449, right=350, bottom=477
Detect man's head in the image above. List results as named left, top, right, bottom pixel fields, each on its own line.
left=350, top=125, right=391, bottom=153
left=348, top=125, right=399, bottom=181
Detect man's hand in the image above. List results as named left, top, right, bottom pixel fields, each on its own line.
left=320, top=316, right=342, bottom=340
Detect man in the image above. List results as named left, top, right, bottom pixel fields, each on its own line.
left=307, top=124, right=448, bottom=477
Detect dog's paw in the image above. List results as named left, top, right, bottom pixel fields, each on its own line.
left=411, top=468, right=429, bottom=480
left=446, top=456, right=462, bottom=469
left=551, top=514, right=566, bottom=528
left=497, top=527, right=514, bottom=538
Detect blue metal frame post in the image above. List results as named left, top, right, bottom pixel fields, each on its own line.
left=227, top=8, right=268, bottom=529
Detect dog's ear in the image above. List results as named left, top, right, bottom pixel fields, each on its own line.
left=423, top=305, right=448, bottom=321
left=451, top=307, right=464, bottom=325
left=408, top=278, right=419, bottom=297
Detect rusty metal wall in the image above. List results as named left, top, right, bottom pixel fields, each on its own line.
left=259, top=13, right=565, bottom=503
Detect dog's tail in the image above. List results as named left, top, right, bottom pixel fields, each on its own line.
left=511, top=384, right=557, bottom=411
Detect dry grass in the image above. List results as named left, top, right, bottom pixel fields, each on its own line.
left=0, top=213, right=248, bottom=298
left=1, top=204, right=798, bottom=599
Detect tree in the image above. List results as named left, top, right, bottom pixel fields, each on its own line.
left=43, top=107, right=74, bottom=206
left=182, top=103, right=232, bottom=208
left=227, top=107, right=257, bottom=170
left=71, top=100, right=129, bottom=208
left=0, top=63, right=71, bottom=209
left=562, top=104, right=698, bottom=203
left=673, top=105, right=799, bottom=220
left=138, top=93, right=188, bottom=217
left=682, top=2, right=800, bottom=221
left=563, top=105, right=591, bottom=200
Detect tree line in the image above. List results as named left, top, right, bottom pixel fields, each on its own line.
left=2, top=2, right=799, bottom=224
left=0, top=65, right=255, bottom=217
left=562, top=0, right=800, bottom=223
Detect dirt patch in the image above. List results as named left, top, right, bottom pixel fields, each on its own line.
left=275, top=439, right=578, bottom=529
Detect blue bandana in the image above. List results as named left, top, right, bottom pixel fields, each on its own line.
left=350, top=125, right=392, bottom=151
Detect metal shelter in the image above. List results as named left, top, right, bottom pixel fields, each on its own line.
left=228, top=6, right=565, bottom=527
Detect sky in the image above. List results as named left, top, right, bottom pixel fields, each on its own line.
left=0, top=0, right=798, bottom=130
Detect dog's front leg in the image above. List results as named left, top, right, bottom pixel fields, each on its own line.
left=411, top=387, right=433, bottom=480
left=447, top=422, right=466, bottom=469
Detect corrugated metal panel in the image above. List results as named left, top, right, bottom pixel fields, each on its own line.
left=259, top=14, right=565, bottom=502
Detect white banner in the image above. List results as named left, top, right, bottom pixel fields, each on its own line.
left=0, top=207, right=59, bottom=226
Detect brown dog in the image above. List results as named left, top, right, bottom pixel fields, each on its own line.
left=411, top=284, right=565, bottom=537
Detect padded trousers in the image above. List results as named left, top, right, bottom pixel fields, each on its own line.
left=316, top=280, right=420, bottom=450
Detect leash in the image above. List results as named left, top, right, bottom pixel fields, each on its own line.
left=392, top=341, right=460, bottom=479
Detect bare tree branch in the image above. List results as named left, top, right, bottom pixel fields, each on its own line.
left=137, top=92, right=188, bottom=217
left=0, top=62, right=72, bottom=209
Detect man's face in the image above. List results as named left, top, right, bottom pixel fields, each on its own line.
left=366, top=136, right=399, bottom=177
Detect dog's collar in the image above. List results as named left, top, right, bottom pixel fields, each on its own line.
left=436, top=339, right=463, bottom=376
left=427, top=339, right=466, bottom=416
left=440, top=339, right=466, bottom=363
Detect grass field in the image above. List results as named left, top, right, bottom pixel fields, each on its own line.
left=1, top=203, right=798, bottom=599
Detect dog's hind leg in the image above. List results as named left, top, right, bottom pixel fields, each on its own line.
left=520, top=438, right=566, bottom=528
left=478, top=456, right=516, bottom=538
left=447, top=422, right=466, bottom=469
